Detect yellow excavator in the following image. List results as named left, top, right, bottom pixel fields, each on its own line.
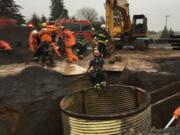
left=105, top=0, right=149, bottom=49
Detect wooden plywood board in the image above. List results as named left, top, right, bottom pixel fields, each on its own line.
left=76, top=54, right=128, bottom=72
left=104, top=59, right=127, bottom=72
left=51, top=61, right=87, bottom=76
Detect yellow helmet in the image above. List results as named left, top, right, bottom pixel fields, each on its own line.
left=41, top=22, right=47, bottom=28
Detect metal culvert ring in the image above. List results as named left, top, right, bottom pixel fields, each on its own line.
left=60, top=85, right=151, bottom=135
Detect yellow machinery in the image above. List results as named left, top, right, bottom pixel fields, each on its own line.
left=105, top=0, right=148, bottom=48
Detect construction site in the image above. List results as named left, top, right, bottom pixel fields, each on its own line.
left=0, top=0, right=180, bottom=135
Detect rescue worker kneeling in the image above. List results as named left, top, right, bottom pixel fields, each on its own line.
left=87, top=49, right=107, bottom=91
left=37, top=28, right=61, bottom=67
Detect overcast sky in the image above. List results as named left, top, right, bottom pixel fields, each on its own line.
left=15, top=0, right=180, bottom=31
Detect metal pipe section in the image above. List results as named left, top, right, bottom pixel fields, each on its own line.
left=60, top=85, right=151, bottom=135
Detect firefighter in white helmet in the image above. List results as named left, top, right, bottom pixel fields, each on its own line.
left=94, top=24, right=110, bottom=57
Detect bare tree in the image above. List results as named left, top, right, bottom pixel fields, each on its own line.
left=76, top=7, right=98, bottom=22
left=100, top=16, right=105, bottom=24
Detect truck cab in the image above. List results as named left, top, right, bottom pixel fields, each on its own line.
left=132, top=14, right=148, bottom=38
left=55, top=19, right=93, bottom=40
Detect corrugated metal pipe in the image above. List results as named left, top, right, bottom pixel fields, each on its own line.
left=60, top=85, right=151, bottom=135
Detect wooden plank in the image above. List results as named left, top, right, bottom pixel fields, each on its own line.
left=51, top=61, right=87, bottom=76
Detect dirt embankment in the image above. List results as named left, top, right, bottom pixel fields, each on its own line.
left=117, top=50, right=180, bottom=90
left=115, top=50, right=180, bottom=128
left=0, top=66, right=91, bottom=135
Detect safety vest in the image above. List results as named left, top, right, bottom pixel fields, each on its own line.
left=97, top=30, right=109, bottom=44
left=77, top=39, right=86, bottom=47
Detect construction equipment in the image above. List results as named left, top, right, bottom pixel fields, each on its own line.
left=105, top=0, right=149, bottom=49
left=169, top=34, right=180, bottom=50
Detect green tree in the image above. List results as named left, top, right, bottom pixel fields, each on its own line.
left=100, top=16, right=105, bottom=24
left=41, top=14, right=47, bottom=23
left=169, top=28, right=174, bottom=36
left=92, top=21, right=102, bottom=31
left=28, top=13, right=41, bottom=29
left=161, top=26, right=169, bottom=38
left=161, top=27, right=175, bottom=38
left=50, top=0, right=68, bottom=20
left=0, top=0, right=25, bottom=24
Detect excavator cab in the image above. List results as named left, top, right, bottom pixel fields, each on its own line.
left=132, top=14, right=147, bottom=37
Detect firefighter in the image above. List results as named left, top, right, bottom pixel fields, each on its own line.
left=61, top=26, right=79, bottom=62
left=0, top=40, right=12, bottom=52
left=29, top=30, right=40, bottom=52
left=36, top=28, right=61, bottom=66
left=29, top=30, right=42, bottom=61
left=95, top=24, right=110, bottom=57
left=87, top=49, right=107, bottom=91
left=75, top=38, right=87, bottom=59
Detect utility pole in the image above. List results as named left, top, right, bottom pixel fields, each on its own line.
left=165, top=15, right=170, bottom=28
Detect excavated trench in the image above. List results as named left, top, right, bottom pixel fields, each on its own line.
left=0, top=28, right=180, bottom=135
left=0, top=52, right=180, bottom=135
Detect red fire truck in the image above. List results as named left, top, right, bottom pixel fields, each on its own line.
left=0, top=18, right=17, bottom=27
left=55, top=19, right=93, bottom=40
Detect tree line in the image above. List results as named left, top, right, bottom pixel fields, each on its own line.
left=0, top=0, right=68, bottom=24
left=0, top=0, right=104, bottom=29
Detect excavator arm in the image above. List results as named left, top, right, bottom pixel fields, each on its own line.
left=105, top=0, right=131, bottom=37
left=105, top=0, right=148, bottom=49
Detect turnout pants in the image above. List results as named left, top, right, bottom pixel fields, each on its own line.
left=98, top=42, right=106, bottom=57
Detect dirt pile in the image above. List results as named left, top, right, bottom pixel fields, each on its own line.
left=0, top=66, right=91, bottom=135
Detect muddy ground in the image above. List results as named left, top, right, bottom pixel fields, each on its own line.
left=0, top=27, right=180, bottom=135
left=0, top=48, right=180, bottom=135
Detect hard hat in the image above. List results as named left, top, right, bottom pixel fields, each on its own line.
left=27, top=23, right=34, bottom=29
left=101, top=24, right=106, bottom=29
left=91, top=27, right=95, bottom=31
left=32, top=30, right=38, bottom=35
left=41, top=22, right=47, bottom=27
left=60, top=25, right=65, bottom=30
